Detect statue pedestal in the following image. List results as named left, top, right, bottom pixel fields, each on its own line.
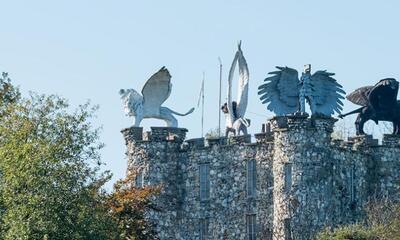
left=121, top=126, right=188, bottom=143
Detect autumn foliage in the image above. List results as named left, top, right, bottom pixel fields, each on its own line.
left=107, top=173, right=161, bottom=240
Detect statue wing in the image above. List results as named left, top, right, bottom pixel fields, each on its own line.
left=141, top=67, right=172, bottom=111
left=236, top=42, right=249, bottom=118
left=310, top=70, right=346, bottom=116
left=227, top=50, right=240, bottom=124
left=346, top=86, right=373, bottom=106
left=368, top=78, right=399, bottom=110
left=258, top=66, right=300, bottom=116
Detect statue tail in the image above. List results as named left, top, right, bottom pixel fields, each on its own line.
left=338, top=107, right=363, bottom=119
left=169, top=107, right=195, bottom=116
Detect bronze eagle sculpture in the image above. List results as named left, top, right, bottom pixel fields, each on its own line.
left=339, top=78, right=400, bottom=135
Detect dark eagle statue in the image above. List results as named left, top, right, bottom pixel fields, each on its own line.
left=339, top=78, right=400, bottom=135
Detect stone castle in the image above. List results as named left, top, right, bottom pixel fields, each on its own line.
left=121, top=116, right=400, bottom=240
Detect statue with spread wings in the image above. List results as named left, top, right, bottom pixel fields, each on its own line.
left=119, top=67, right=194, bottom=128
left=339, top=78, right=400, bottom=135
left=221, top=42, right=250, bottom=136
left=258, top=64, right=345, bottom=117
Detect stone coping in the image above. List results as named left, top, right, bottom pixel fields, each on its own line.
left=121, top=126, right=188, bottom=142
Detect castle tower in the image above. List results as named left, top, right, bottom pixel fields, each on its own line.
left=376, top=134, right=400, bottom=199
left=271, top=116, right=336, bottom=240
left=121, top=126, right=188, bottom=239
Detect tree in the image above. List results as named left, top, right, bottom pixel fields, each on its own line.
left=0, top=92, right=116, bottom=239
left=0, top=72, right=20, bottom=115
left=317, top=198, right=400, bottom=240
left=107, top=173, right=160, bottom=240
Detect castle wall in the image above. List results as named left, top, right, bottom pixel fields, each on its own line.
left=179, top=136, right=274, bottom=239
left=121, top=117, right=400, bottom=240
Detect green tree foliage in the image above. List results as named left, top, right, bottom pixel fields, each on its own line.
left=0, top=90, right=116, bottom=239
left=0, top=72, right=20, bottom=113
left=317, top=199, right=400, bottom=240
left=0, top=74, right=160, bottom=239
left=317, top=225, right=379, bottom=240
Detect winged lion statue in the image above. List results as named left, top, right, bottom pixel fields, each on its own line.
left=258, top=64, right=345, bottom=117
left=339, top=78, right=400, bottom=135
left=221, top=42, right=250, bottom=136
left=119, top=67, right=194, bottom=128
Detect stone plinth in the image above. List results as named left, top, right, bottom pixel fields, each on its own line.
left=270, top=115, right=336, bottom=134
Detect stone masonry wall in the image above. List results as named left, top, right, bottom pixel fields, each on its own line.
left=179, top=136, right=274, bottom=239
left=122, top=116, right=400, bottom=240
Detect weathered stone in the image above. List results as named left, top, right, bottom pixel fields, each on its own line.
left=122, top=116, right=400, bottom=240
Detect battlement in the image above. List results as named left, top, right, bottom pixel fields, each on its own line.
left=122, top=116, right=400, bottom=240
left=121, top=117, right=399, bottom=149
left=121, top=126, right=188, bottom=143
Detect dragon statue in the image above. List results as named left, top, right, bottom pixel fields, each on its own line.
left=119, top=67, right=194, bottom=128
left=258, top=64, right=345, bottom=117
left=339, top=78, right=400, bottom=135
left=221, top=42, right=250, bottom=137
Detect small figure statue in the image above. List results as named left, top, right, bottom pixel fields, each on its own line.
left=339, top=78, right=400, bottom=135
left=119, top=67, right=194, bottom=128
left=258, top=64, right=345, bottom=117
left=222, top=42, right=251, bottom=136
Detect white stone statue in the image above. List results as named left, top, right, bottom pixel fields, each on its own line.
left=221, top=42, right=250, bottom=136
left=120, top=67, right=194, bottom=127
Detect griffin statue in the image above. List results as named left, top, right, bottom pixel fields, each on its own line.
left=221, top=42, right=250, bottom=136
left=258, top=64, right=345, bottom=117
left=119, top=67, right=194, bottom=128
left=339, top=78, right=400, bottom=135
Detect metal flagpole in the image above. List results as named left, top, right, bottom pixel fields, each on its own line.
left=218, top=57, right=222, bottom=137
left=197, top=73, right=205, bottom=137
left=201, top=72, right=205, bottom=137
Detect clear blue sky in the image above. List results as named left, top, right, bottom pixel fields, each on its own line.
left=1, top=0, right=399, bottom=189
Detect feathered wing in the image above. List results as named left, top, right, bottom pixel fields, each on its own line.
left=227, top=50, right=240, bottom=125
left=258, top=66, right=300, bottom=116
left=236, top=43, right=249, bottom=118
left=310, top=70, right=346, bottom=116
left=368, top=78, right=399, bottom=110
left=141, top=66, right=172, bottom=113
left=346, top=86, right=373, bottom=106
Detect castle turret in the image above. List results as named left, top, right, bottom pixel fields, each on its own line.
left=271, top=116, right=336, bottom=240
left=121, top=126, right=187, bottom=239
left=376, top=134, right=400, bottom=200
